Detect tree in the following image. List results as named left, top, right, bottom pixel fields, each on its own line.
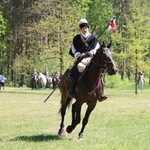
left=23, top=0, right=92, bottom=75
left=125, top=0, right=150, bottom=94
left=0, top=0, right=149, bottom=88
left=0, top=5, right=8, bottom=73
left=86, top=0, right=114, bottom=40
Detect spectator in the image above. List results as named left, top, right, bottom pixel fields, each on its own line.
left=0, top=74, right=7, bottom=90
left=31, top=68, right=38, bottom=89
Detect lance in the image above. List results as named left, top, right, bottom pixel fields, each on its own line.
left=86, top=12, right=120, bottom=52
left=44, top=83, right=60, bottom=103
left=97, top=12, right=120, bottom=40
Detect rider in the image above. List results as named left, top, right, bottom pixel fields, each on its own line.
left=53, top=71, right=60, bottom=83
left=68, top=18, right=107, bottom=101
left=44, top=68, right=49, bottom=82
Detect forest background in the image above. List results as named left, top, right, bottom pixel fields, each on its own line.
left=0, top=0, right=150, bottom=92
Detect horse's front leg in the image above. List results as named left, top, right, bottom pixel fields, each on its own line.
left=66, top=101, right=82, bottom=133
left=78, top=103, right=96, bottom=140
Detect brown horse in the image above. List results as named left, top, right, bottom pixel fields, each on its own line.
left=58, top=42, right=117, bottom=140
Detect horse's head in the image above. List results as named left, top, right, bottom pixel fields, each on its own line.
left=38, top=72, right=42, bottom=79
left=95, top=42, right=117, bottom=75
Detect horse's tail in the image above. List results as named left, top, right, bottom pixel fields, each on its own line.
left=58, top=67, right=74, bottom=113
left=59, top=97, right=73, bottom=114
left=66, top=97, right=73, bottom=109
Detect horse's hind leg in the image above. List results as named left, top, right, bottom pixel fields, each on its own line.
left=58, top=103, right=67, bottom=137
left=58, top=94, right=71, bottom=137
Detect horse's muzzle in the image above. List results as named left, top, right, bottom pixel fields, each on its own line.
left=108, top=68, right=117, bottom=75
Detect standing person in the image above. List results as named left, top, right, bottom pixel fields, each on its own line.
left=31, top=68, right=38, bottom=89
left=68, top=18, right=107, bottom=101
left=0, top=74, right=2, bottom=90
left=52, top=71, right=60, bottom=89
left=0, top=74, right=7, bottom=90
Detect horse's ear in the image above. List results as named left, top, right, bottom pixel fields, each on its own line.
left=102, top=41, right=106, bottom=47
left=108, top=41, right=112, bottom=48
left=99, top=42, right=101, bottom=47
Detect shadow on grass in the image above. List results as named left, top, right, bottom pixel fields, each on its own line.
left=10, top=134, right=62, bottom=142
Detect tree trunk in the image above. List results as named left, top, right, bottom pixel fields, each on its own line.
left=135, top=48, right=138, bottom=95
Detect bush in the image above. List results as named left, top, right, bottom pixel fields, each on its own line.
left=105, top=73, right=150, bottom=90
left=105, top=73, right=133, bottom=89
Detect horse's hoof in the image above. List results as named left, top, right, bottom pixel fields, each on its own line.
left=58, top=128, right=67, bottom=137
left=78, top=133, right=83, bottom=140
left=58, top=129, right=62, bottom=135
left=66, top=125, right=72, bottom=133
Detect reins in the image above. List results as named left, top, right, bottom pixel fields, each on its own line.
left=82, top=52, right=105, bottom=95
left=83, top=76, right=101, bottom=95
left=91, top=60, right=104, bottom=71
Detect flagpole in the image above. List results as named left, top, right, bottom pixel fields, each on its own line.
left=97, top=16, right=117, bottom=40
left=96, top=10, right=121, bottom=40
left=87, top=12, right=120, bottom=51
left=96, top=24, right=109, bottom=40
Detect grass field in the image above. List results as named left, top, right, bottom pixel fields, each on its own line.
left=0, top=87, right=150, bottom=150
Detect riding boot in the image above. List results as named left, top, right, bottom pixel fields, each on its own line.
left=98, top=73, right=107, bottom=102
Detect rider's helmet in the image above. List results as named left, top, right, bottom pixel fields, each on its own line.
left=78, top=18, right=89, bottom=29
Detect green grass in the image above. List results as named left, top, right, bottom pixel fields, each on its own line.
left=0, top=87, right=150, bottom=150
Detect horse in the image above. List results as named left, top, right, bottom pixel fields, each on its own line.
left=58, top=42, right=117, bottom=140
left=138, top=73, right=144, bottom=92
left=31, top=73, right=38, bottom=89
left=38, top=72, right=47, bottom=89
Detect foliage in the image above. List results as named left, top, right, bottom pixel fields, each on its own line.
left=86, top=0, right=114, bottom=41
left=0, top=0, right=149, bottom=89
left=125, top=0, right=150, bottom=72
left=105, top=73, right=150, bottom=90
left=0, top=6, right=8, bottom=69
left=105, top=73, right=131, bottom=89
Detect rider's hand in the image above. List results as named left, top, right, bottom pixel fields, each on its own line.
left=87, top=51, right=94, bottom=57
left=77, top=53, right=85, bottom=58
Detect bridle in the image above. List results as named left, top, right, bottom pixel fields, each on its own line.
left=91, top=60, right=105, bottom=73
left=91, top=47, right=113, bottom=72
left=82, top=46, right=113, bottom=94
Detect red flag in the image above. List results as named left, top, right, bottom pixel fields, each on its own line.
left=108, top=18, right=116, bottom=33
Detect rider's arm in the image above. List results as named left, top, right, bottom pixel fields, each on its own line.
left=71, top=44, right=81, bottom=58
left=89, top=42, right=100, bottom=55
